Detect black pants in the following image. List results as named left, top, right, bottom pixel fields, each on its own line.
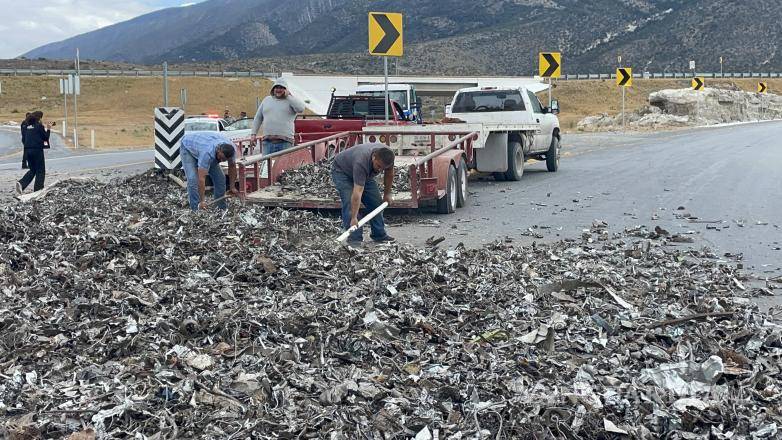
left=19, top=149, right=45, bottom=191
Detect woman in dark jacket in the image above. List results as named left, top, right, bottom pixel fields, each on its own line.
left=20, top=112, right=31, bottom=169
left=16, top=111, right=50, bottom=194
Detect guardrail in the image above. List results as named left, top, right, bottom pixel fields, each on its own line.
left=0, top=69, right=277, bottom=78
left=562, top=72, right=782, bottom=80
left=1, top=68, right=781, bottom=80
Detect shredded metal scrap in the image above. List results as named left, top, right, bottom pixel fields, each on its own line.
left=276, top=159, right=412, bottom=198
left=0, top=171, right=780, bottom=439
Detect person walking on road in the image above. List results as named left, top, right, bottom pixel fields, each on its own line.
left=180, top=131, right=239, bottom=211
left=20, top=112, right=30, bottom=170
left=251, top=78, right=305, bottom=155
left=16, top=111, right=50, bottom=194
left=330, top=143, right=396, bottom=244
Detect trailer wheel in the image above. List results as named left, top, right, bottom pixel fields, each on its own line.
left=456, top=157, right=468, bottom=208
left=437, top=164, right=458, bottom=214
left=546, top=136, right=560, bottom=172
left=505, top=141, right=524, bottom=181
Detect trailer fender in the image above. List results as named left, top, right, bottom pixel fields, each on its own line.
left=432, top=150, right=463, bottom=191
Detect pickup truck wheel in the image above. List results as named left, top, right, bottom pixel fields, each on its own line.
left=504, top=141, right=524, bottom=181
left=546, top=136, right=560, bottom=172
left=436, top=164, right=458, bottom=214
left=456, top=157, right=468, bottom=208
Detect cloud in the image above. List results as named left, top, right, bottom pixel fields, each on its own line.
left=0, top=0, right=202, bottom=58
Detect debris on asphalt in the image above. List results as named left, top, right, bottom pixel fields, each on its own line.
left=1, top=170, right=780, bottom=438
left=276, top=158, right=411, bottom=198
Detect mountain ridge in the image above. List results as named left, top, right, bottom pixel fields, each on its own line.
left=23, top=0, right=782, bottom=75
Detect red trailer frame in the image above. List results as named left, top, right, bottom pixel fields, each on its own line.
left=234, top=130, right=478, bottom=211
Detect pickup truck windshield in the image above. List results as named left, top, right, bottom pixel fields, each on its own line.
left=451, top=90, right=526, bottom=113
left=356, top=90, right=408, bottom=108
left=185, top=121, right=220, bottom=132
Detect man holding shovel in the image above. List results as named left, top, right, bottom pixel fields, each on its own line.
left=331, top=143, right=396, bottom=244
left=180, top=131, right=238, bottom=211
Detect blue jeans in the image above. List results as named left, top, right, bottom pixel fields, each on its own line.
left=263, top=140, right=292, bottom=155
left=181, top=148, right=226, bottom=211
left=331, top=168, right=387, bottom=242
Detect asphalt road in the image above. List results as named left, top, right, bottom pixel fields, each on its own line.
left=0, top=126, right=151, bottom=191
left=392, top=122, right=782, bottom=280
left=1, top=122, right=779, bottom=281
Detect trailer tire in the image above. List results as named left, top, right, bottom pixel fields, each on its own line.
left=546, top=136, right=560, bottom=172
left=504, top=141, right=524, bottom=181
left=456, top=157, right=468, bottom=208
left=437, top=164, right=458, bottom=214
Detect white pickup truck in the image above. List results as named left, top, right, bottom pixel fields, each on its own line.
left=370, top=84, right=561, bottom=182
left=445, top=85, right=561, bottom=180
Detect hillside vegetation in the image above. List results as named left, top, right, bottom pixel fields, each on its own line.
left=22, top=0, right=782, bottom=75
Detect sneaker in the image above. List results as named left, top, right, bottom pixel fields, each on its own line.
left=346, top=240, right=363, bottom=248
left=15, top=181, right=22, bottom=195
left=372, top=235, right=396, bottom=243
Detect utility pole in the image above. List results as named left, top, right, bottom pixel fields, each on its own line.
left=74, top=48, right=80, bottom=148
left=163, top=62, right=169, bottom=106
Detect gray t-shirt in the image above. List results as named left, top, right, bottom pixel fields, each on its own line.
left=332, top=143, right=385, bottom=186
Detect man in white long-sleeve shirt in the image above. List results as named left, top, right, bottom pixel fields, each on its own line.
left=251, top=78, right=306, bottom=155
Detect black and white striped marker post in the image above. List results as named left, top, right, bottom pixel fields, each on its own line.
left=154, top=107, right=185, bottom=170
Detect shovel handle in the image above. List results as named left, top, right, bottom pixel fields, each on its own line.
left=336, top=202, right=389, bottom=243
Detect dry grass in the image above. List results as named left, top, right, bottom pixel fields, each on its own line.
left=1, top=76, right=779, bottom=147
left=0, top=77, right=272, bottom=148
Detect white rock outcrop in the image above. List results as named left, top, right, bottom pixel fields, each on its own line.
left=578, top=88, right=782, bottom=131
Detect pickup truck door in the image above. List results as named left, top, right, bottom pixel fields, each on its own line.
left=526, top=90, right=553, bottom=152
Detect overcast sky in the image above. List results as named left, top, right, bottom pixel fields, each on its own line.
left=0, top=0, right=205, bottom=58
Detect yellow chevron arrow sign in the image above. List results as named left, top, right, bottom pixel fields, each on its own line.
left=369, top=12, right=403, bottom=57
left=692, top=77, right=705, bottom=91
left=616, top=68, right=632, bottom=87
left=539, top=52, right=561, bottom=78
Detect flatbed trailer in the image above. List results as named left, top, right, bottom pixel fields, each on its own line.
left=235, top=121, right=542, bottom=214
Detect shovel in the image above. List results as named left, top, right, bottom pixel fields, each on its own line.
left=336, top=202, right=389, bottom=243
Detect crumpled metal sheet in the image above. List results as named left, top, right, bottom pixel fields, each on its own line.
left=0, top=170, right=780, bottom=439
left=276, top=158, right=411, bottom=198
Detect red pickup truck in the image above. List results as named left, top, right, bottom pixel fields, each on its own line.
left=294, top=95, right=416, bottom=144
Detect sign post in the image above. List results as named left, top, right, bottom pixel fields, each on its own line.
left=74, top=48, right=80, bottom=148
left=163, top=62, right=169, bottom=106
left=369, top=12, right=403, bottom=124
left=69, top=73, right=81, bottom=148
left=758, top=82, right=768, bottom=119
left=539, top=52, right=562, bottom=106
left=692, top=77, right=705, bottom=121
left=616, top=68, right=632, bottom=131
left=60, top=77, right=69, bottom=136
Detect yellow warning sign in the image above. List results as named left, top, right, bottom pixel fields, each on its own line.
left=616, top=68, right=632, bottom=87
left=369, top=12, right=403, bottom=57
left=539, top=52, right=562, bottom=78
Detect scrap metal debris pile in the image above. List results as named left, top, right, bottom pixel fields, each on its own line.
left=1, top=173, right=781, bottom=439
left=276, top=158, right=411, bottom=198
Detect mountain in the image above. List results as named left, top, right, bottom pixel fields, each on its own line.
left=23, top=0, right=782, bottom=75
